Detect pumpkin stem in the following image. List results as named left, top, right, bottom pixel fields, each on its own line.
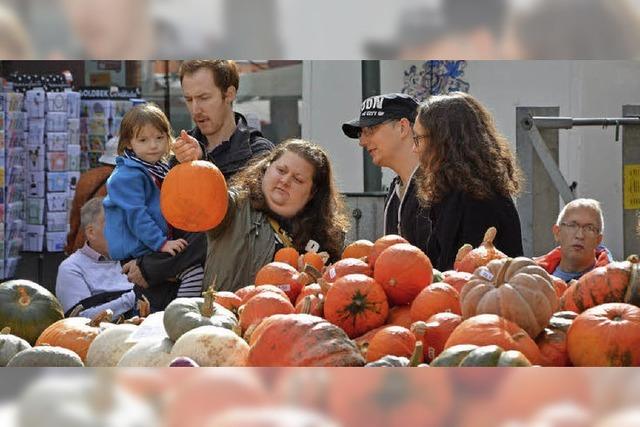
left=627, top=254, right=639, bottom=264
left=482, top=227, right=497, bottom=247
left=495, top=258, right=513, bottom=286
left=302, top=263, right=322, bottom=281
left=89, top=309, right=114, bottom=327
left=297, top=271, right=315, bottom=287
left=455, top=244, right=473, bottom=265
left=0, top=327, right=10, bottom=335
left=301, top=295, right=312, bottom=314
left=137, top=295, right=151, bottom=318
left=68, top=304, right=85, bottom=318
left=17, top=287, right=31, bottom=306
left=201, top=285, right=217, bottom=318
left=410, top=341, right=424, bottom=367
left=625, top=263, right=640, bottom=306
left=318, top=278, right=331, bottom=294
left=410, top=321, right=427, bottom=336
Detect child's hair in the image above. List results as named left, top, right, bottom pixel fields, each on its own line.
left=117, top=103, right=173, bottom=160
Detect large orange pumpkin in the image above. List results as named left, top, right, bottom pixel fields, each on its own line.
left=35, top=310, right=113, bottom=362
left=410, top=282, right=461, bottom=322
left=535, top=310, right=577, bottom=367
left=373, top=243, right=433, bottom=305
left=248, top=313, right=365, bottom=366
left=254, top=262, right=303, bottom=303
left=368, top=234, right=408, bottom=268
left=560, top=260, right=636, bottom=313
left=365, top=325, right=417, bottom=363
left=324, top=274, right=389, bottom=338
left=444, top=314, right=542, bottom=365
left=411, top=312, right=463, bottom=362
left=342, top=239, right=374, bottom=260
left=460, top=257, right=558, bottom=338
left=160, top=160, right=228, bottom=232
left=453, top=227, right=507, bottom=273
left=567, top=302, right=640, bottom=366
left=239, top=291, right=295, bottom=334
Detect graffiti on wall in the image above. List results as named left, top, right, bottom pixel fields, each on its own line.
left=402, top=61, right=469, bottom=101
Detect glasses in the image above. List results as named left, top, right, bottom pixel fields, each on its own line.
left=559, top=222, right=600, bottom=236
left=357, top=119, right=397, bottom=138
left=413, top=134, right=428, bottom=147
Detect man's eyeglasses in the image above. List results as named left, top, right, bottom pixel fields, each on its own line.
left=559, top=222, right=601, bottom=236
left=356, top=119, right=397, bottom=138
left=413, top=133, right=428, bottom=147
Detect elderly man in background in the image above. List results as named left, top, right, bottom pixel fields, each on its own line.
left=535, top=198, right=612, bottom=282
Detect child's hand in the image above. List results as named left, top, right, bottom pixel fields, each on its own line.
left=173, top=130, right=203, bottom=162
left=161, top=238, right=188, bottom=256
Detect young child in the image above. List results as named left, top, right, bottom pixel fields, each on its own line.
left=103, top=103, right=203, bottom=298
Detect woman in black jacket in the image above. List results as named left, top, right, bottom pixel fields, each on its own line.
left=412, top=92, right=524, bottom=271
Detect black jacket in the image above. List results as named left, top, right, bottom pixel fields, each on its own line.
left=188, top=112, right=274, bottom=179
left=138, top=112, right=274, bottom=311
left=427, top=190, right=523, bottom=271
left=384, top=170, right=431, bottom=256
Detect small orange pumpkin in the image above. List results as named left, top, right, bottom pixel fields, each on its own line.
left=254, top=262, right=303, bottom=303
left=368, top=235, right=408, bottom=268
left=535, top=310, right=577, bottom=367
left=411, top=312, right=463, bottom=362
left=239, top=291, right=295, bottom=334
left=235, top=285, right=288, bottom=304
left=302, top=252, right=325, bottom=271
left=441, top=270, right=473, bottom=293
left=294, top=293, right=324, bottom=317
left=322, top=258, right=372, bottom=283
left=366, top=325, right=418, bottom=363
left=274, top=247, right=300, bottom=268
left=160, top=160, right=228, bottom=232
left=373, top=243, right=433, bottom=305
left=342, top=239, right=374, bottom=260
left=410, top=282, right=461, bottom=323
left=212, top=291, right=242, bottom=313
left=387, top=305, right=413, bottom=329
left=324, top=274, right=389, bottom=338
left=454, top=227, right=507, bottom=273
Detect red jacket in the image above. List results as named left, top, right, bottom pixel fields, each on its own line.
left=535, top=245, right=612, bottom=275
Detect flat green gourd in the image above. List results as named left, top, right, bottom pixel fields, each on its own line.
left=431, top=344, right=532, bottom=367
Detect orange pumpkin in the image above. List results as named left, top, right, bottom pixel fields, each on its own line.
left=160, top=160, right=228, bottom=232
left=274, top=247, right=300, bottom=268
left=387, top=305, right=413, bottom=328
left=213, top=291, right=242, bottom=313
left=235, top=285, right=288, bottom=304
left=567, top=302, right=640, bottom=366
left=441, top=270, right=473, bottom=293
left=560, top=260, right=635, bottom=313
left=550, top=275, right=568, bottom=299
left=373, top=243, right=433, bottom=305
left=444, top=314, right=542, bottom=365
left=365, top=325, right=417, bottom=363
left=460, top=257, right=558, bottom=338
left=302, top=252, right=325, bottom=271
left=239, top=291, right=295, bottom=334
left=35, top=310, right=113, bottom=362
left=324, top=274, right=389, bottom=338
left=254, top=262, right=303, bottom=303
left=322, top=258, right=372, bottom=284
left=411, top=312, right=463, bottom=362
left=368, top=234, right=408, bottom=268
left=248, top=313, right=365, bottom=366
left=454, top=227, right=507, bottom=273
left=410, top=282, right=461, bottom=322
left=295, top=283, right=323, bottom=305
left=342, top=239, right=374, bottom=260
left=535, top=310, right=577, bottom=367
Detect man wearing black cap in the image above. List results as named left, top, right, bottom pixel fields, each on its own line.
left=342, top=93, right=431, bottom=256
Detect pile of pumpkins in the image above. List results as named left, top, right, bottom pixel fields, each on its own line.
left=2, top=226, right=640, bottom=367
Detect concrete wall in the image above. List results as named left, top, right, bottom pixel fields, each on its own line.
left=303, top=60, right=640, bottom=259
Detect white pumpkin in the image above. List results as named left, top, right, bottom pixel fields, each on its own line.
left=0, top=331, right=31, bottom=366
left=169, top=326, right=249, bottom=367
left=117, top=337, right=174, bottom=367
left=86, top=324, right=138, bottom=367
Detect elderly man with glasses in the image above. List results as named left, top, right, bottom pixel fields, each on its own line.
left=342, top=93, right=431, bottom=255
left=535, top=198, right=613, bottom=282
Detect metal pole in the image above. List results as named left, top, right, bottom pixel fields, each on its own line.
left=361, top=61, right=382, bottom=192
left=530, top=116, right=640, bottom=129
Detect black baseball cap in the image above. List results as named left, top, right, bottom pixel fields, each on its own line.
left=342, top=93, right=419, bottom=139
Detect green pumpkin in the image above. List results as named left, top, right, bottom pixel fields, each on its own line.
left=431, top=344, right=532, bottom=367
left=7, top=346, right=84, bottom=367
left=163, top=289, right=238, bottom=342
left=0, top=280, right=64, bottom=345
left=432, top=269, right=444, bottom=284
left=0, top=327, right=32, bottom=366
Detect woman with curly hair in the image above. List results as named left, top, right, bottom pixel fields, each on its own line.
left=413, top=91, right=524, bottom=270
left=202, top=139, right=350, bottom=292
